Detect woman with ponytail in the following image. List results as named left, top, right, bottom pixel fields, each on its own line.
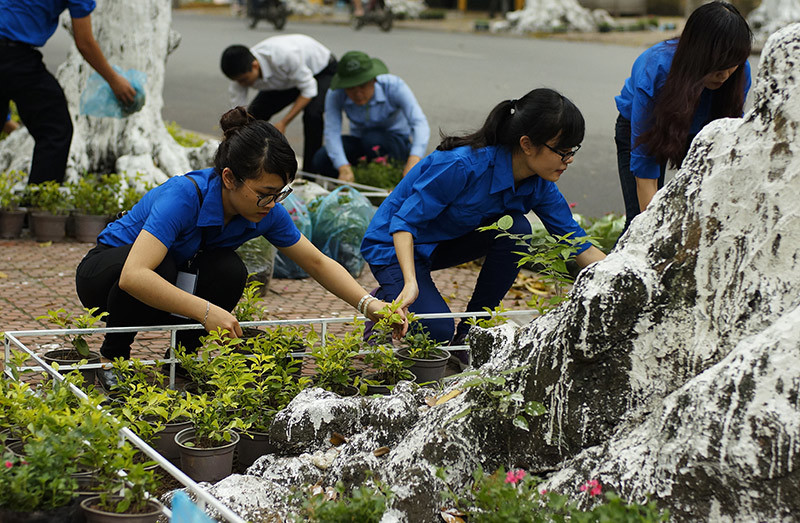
left=361, top=88, right=605, bottom=355
left=76, top=107, right=406, bottom=387
left=615, top=1, right=752, bottom=234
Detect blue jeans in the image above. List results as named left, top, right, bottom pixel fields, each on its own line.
left=368, top=212, right=531, bottom=343
left=310, top=130, right=411, bottom=177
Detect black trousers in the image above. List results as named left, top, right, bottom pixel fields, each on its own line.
left=0, top=42, right=72, bottom=184
left=248, top=57, right=337, bottom=171
left=75, top=244, right=248, bottom=359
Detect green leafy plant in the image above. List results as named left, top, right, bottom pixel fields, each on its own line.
left=311, top=327, right=360, bottom=394
left=479, top=215, right=597, bottom=315
left=0, top=170, right=26, bottom=211
left=26, top=180, right=70, bottom=215
left=234, top=275, right=267, bottom=322
left=36, top=307, right=108, bottom=358
left=361, top=307, right=415, bottom=390
left=448, top=365, right=545, bottom=432
left=68, top=173, right=123, bottom=215
left=294, top=479, right=393, bottom=523
left=438, top=465, right=669, bottom=522
left=93, top=441, right=160, bottom=514
left=166, top=120, right=206, bottom=148
left=352, top=154, right=403, bottom=190
left=465, top=304, right=509, bottom=329
left=180, top=390, right=249, bottom=447
left=400, top=316, right=446, bottom=359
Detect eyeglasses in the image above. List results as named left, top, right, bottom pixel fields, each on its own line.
left=543, top=143, right=581, bottom=163
left=242, top=182, right=293, bottom=208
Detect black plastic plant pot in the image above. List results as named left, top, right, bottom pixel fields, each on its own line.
left=79, top=496, right=163, bottom=523
left=175, top=427, right=239, bottom=483
left=397, top=348, right=451, bottom=383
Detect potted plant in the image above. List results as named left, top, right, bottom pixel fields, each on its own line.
left=309, top=328, right=361, bottom=396
left=79, top=442, right=164, bottom=522
left=0, top=169, right=27, bottom=239
left=36, top=307, right=107, bottom=386
left=175, top=391, right=249, bottom=482
left=361, top=307, right=415, bottom=394
left=233, top=352, right=311, bottom=467
left=234, top=276, right=269, bottom=339
left=396, top=316, right=451, bottom=383
left=26, top=180, right=71, bottom=242
left=68, top=173, right=121, bottom=243
left=0, top=433, right=83, bottom=522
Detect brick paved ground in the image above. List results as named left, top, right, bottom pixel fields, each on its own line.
left=1, top=234, right=531, bottom=371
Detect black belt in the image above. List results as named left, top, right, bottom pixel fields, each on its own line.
left=0, top=38, right=34, bottom=48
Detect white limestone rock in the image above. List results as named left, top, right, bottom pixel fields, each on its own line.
left=503, top=0, right=609, bottom=33
left=748, top=0, right=800, bottom=49
left=0, top=0, right=216, bottom=185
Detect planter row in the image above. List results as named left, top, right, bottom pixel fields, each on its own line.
left=0, top=208, right=113, bottom=242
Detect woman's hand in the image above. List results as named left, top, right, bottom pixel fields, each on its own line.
left=395, top=281, right=419, bottom=315
left=204, top=303, right=243, bottom=338
left=366, top=299, right=409, bottom=339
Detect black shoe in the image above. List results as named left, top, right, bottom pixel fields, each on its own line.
left=96, top=368, right=119, bottom=391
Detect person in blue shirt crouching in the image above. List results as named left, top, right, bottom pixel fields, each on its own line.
left=310, top=50, right=430, bottom=182
left=76, top=107, right=407, bottom=388
left=360, top=88, right=606, bottom=358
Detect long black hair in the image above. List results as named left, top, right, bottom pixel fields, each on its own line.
left=639, top=1, right=752, bottom=168
left=438, top=88, right=584, bottom=152
left=214, top=107, right=297, bottom=186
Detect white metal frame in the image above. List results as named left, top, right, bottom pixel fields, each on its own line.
left=2, top=309, right=536, bottom=521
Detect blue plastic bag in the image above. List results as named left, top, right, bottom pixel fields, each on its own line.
left=310, top=186, right=375, bottom=277
left=171, top=491, right=215, bottom=523
left=79, top=66, right=146, bottom=118
left=273, top=192, right=312, bottom=279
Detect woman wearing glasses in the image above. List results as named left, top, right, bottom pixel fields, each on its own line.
left=76, top=107, right=406, bottom=375
left=615, top=1, right=752, bottom=234
left=361, top=88, right=606, bottom=354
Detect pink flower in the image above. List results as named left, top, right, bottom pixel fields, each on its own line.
left=4, top=461, right=12, bottom=469
left=569, top=202, right=577, bottom=209
left=371, top=145, right=381, bottom=153
left=540, top=489, right=548, bottom=495
left=358, top=156, right=367, bottom=162
left=374, top=156, right=388, bottom=165
left=505, top=469, right=526, bottom=484
left=580, top=479, right=602, bottom=496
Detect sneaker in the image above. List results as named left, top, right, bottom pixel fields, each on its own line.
left=96, top=367, right=119, bottom=392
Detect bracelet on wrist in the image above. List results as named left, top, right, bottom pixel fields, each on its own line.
left=360, top=296, right=378, bottom=316
left=202, top=300, right=210, bottom=328
left=356, top=293, right=371, bottom=315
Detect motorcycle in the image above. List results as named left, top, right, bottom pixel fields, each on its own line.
left=247, top=0, right=290, bottom=30
left=352, top=0, right=393, bottom=32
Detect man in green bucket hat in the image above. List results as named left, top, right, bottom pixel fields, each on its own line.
left=310, top=51, right=430, bottom=182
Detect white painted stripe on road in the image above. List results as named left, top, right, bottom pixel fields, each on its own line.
left=413, top=47, right=483, bottom=59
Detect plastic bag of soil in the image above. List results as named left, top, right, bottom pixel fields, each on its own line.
left=310, top=186, right=375, bottom=277
left=235, top=236, right=277, bottom=295
left=273, top=192, right=312, bottom=279
left=79, top=66, right=147, bottom=118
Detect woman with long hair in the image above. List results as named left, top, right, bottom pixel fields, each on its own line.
left=615, top=0, right=752, bottom=233
left=360, top=88, right=606, bottom=355
left=76, top=107, right=406, bottom=387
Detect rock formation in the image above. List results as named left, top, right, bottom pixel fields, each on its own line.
left=0, top=0, right=216, bottom=185
left=495, top=0, right=613, bottom=34
left=176, top=24, right=800, bottom=523
left=748, top=0, right=800, bottom=50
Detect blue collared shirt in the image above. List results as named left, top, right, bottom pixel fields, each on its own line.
left=98, top=168, right=301, bottom=266
left=323, top=74, right=430, bottom=169
left=615, top=40, right=751, bottom=179
left=361, top=145, right=588, bottom=266
left=0, top=0, right=94, bottom=47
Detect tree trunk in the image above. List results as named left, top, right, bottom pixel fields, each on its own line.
left=0, top=0, right=216, bottom=185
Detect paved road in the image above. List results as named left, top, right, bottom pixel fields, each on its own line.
left=40, top=10, right=761, bottom=218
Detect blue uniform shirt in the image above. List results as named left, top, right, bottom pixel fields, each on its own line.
left=615, top=40, right=751, bottom=180
left=98, top=168, right=301, bottom=266
left=0, top=0, right=95, bottom=47
left=323, top=74, right=430, bottom=169
left=361, top=145, right=588, bottom=266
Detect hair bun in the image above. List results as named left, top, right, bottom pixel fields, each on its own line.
left=220, top=106, right=256, bottom=139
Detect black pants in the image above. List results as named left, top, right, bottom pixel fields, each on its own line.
left=248, top=57, right=337, bottom=171
left=75, top=244, right=248, bottom=359
left=0, top=41, right=72, bottom=184
left=615, top=114, right=665, bottom=235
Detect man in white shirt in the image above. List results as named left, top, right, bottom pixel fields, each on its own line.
left=220, top=34, right=336, bottom=170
